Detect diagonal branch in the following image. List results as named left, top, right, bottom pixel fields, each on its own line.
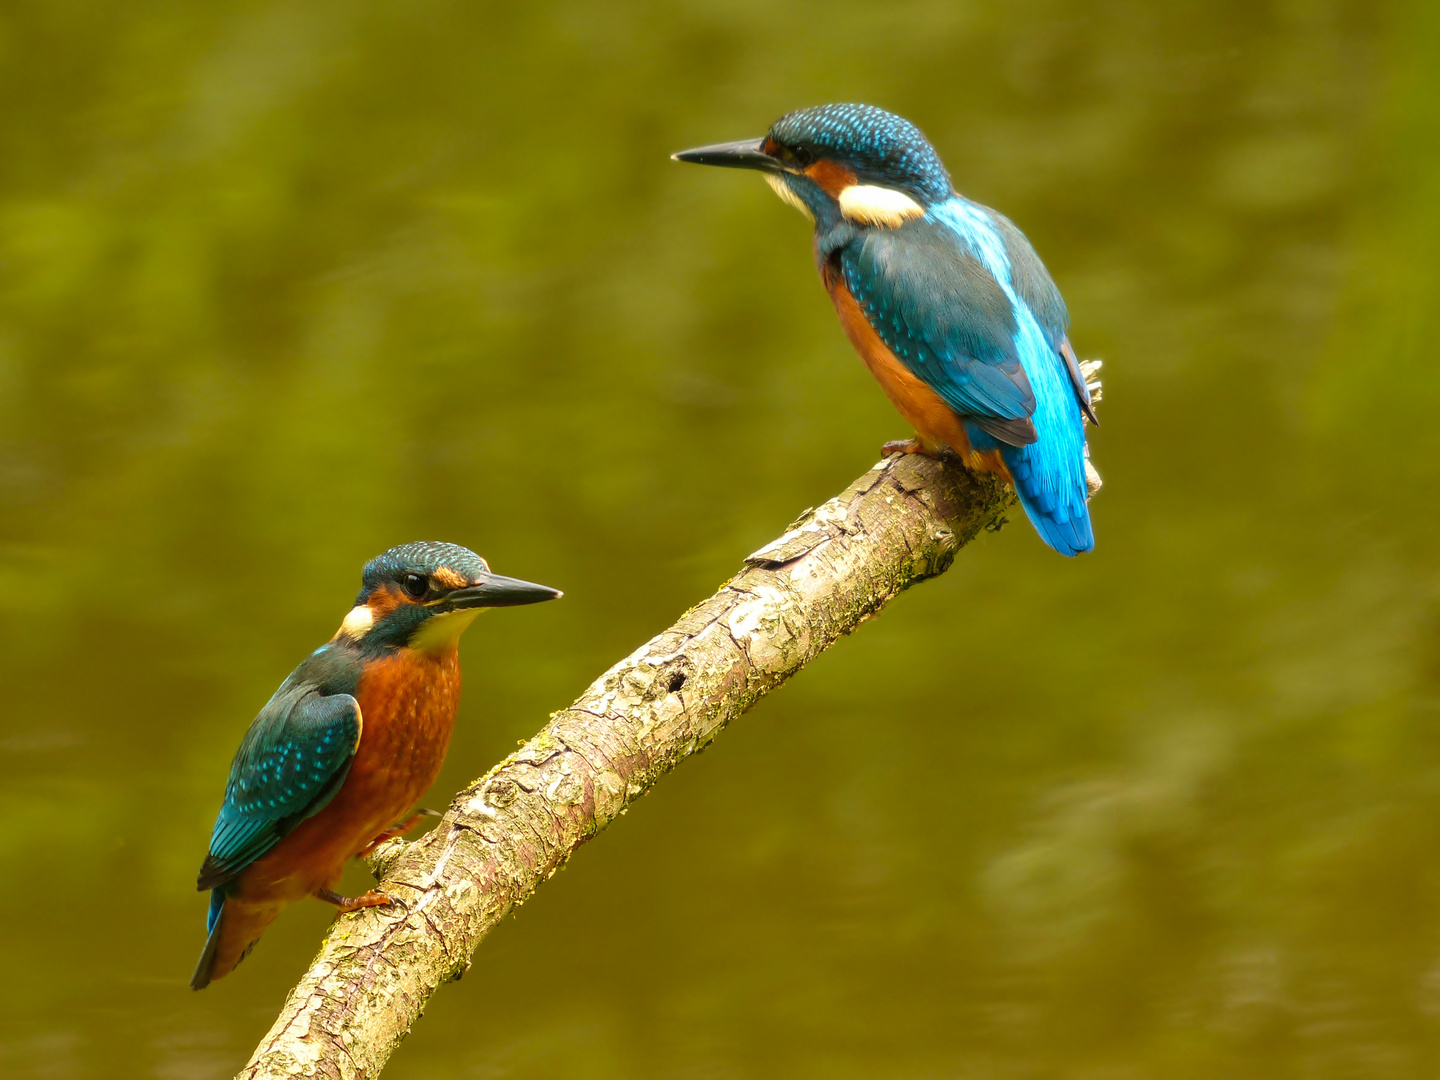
left=237, top=453, right=1020, bottom=1080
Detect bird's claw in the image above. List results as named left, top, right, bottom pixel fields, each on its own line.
left=881, top=438, right=927, bottom=457
left=317, top=886, right=406, bottom=915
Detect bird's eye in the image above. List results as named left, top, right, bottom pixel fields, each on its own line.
left=402, top=573, right=429, bottom=599
left=790, top=145, right=814, bottom=167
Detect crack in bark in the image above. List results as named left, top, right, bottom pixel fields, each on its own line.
left=235, top=454, right=1017, bottom=1080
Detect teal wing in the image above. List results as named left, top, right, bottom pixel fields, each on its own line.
left=839, top=219, right=1039, bottom=445
left=196, top=681, right=361, bottom=889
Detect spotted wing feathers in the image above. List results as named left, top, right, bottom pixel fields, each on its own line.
left=196, top=683, right=361, bottom=890
left=840, top=222, right=1038, bottom=444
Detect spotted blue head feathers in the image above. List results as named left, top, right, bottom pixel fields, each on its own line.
left=767, top=104, right=952, bottom=205
left=358, top=541, right=492, bottom=604
left=344, top=541, right=562, bottom=651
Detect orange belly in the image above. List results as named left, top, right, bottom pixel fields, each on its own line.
left=202, top=646, right=464, bottom=982
left=232, top=646, right=463, bottom=904
left=826, top=274, right=1007, bottom=475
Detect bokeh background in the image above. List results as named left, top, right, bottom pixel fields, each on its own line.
left=3, top=0, right=1439, bottom=1076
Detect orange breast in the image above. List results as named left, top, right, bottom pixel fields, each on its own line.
left=341, top=647, right=462, bottom=831
left=828, top=277, right=971, bottom=453
left=235, top=646, right=463, bottom=901
left=826, top=274, right=1008, bottom=476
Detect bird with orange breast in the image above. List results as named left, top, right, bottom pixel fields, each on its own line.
left=675, top=104, right=1098, bottom=556
left=191, top=541, right=560, bottom=989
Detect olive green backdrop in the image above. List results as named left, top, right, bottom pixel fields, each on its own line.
left=2, top=0, right=1439, bottom=1076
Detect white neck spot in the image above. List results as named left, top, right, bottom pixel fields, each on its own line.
left=338, top=604, right=374, bottom=640
left=838, top=184, right=925, bottom=228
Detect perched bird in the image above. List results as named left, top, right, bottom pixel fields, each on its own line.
left=674, top=104, right=1098, bottom=555
left=191, top=541, right=560, bottom=990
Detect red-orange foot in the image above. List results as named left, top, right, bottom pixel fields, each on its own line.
left=316, top=887, right=404, bottom=915
left=358, top=810, right=435, bottom=856
left=881, top=438, right=938, bottom=458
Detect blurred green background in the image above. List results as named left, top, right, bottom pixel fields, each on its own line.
left=3, top=0, right=1439, bottom=1076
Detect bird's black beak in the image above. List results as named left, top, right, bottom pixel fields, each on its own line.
left=671, top=137, right=781, bottom=173
left=444, top=574, right=562, bottom=609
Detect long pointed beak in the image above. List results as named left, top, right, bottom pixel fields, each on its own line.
left=444, top=574, right=562, bottom=609
left=671, top=137, right=780, bottom=172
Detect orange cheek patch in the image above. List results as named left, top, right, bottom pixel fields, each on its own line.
left=805, top=160, right=858, bottom=198
left=366, top=584, right=406, bottom=621
left=431, top=567, right=468, bottom=591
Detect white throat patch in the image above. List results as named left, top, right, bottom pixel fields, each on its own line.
left=763, top=173, right=815, bottom=221
left=838, top=184, right=925, bottom=228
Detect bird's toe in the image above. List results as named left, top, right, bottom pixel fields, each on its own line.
left=881, top=437, right=930, bottom=457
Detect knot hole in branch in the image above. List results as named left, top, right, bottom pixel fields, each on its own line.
left=656, top=658, right=692, bottom=698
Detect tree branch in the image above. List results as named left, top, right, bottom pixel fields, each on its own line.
left=237, top=453, right=1018, bottom=1079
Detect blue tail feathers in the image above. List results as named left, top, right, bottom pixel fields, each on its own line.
left=1000, top=442, right=1093, bottom=556
left=206, top=887, right=225, bottom=934
left=190, top=888, right=226, bottom=991
left=968, top=413, right=1094, bottom=557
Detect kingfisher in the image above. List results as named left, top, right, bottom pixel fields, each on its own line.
left=674, top=104, right=1097, bottom=555
left=190, top=541, right=560, bottom=990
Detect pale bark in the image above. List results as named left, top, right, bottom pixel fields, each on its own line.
left=237, top=453, right=1024, bottom=1079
